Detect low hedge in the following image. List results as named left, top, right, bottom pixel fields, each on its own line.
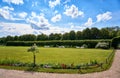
left=6, top=40, right=111, bottom=48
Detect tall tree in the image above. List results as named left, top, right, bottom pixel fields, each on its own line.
left=19, top=34, right=36, bottom=41
left=91, top=27, right=100, bottom=39
left=49, top=33, right=62, bottom=40
left=5, top=35, right=14, bottom=41
left=69, top=30, right=76, bottom=40
left=82, top=28, right=91, bottom=39
left=62, top=33, right=69, bottom=40
left=14, top=36, right=19, bottom=41
left=49, top=33, right=54, bottom=40
left=37, top=34, right=48, bottom=41
left=76, top=31, right=82, bottom=40
left=117, top=30, right=120, bottom=36
left=100, top=28, right=109, bottom=39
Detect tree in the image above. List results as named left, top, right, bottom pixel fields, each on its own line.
left=100, top=28, right=109, bottom=39
left=117, top=30, right=120, bottom=36
left=69, top=30, right=76, bottom=40
left=5, top=35, right=14, bottom=41
left=76, top=31, right=82, bottom=40
left=62, top=32, right=70, bottom=40
left=27, top=43, right=39, bottom=67
left=82, top=28, right=91, bottom=39
left=49, top=33, right=54, bottom=40
left=14, top=36, right=19, bottom=41
left=49, top=33, right=62, bottom=40
left=53, top=33, right=62, bottom=40
left=37, top=34, right=48, bottom=41
left=91, top=27, right=100, bottom=39
left=19, top=34, right=36, bottom=41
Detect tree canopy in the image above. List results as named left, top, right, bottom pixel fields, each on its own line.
left=0, top=26, right=120, bottom=43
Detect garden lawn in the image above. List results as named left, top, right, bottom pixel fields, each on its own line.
left=0, top=46, right=113, bottom=65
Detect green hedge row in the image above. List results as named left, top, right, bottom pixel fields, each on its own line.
left=111, top=36, right=120, bottom=49
left=6, top=40, right=111, bottom=48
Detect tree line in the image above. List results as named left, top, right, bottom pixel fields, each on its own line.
left=0, top=26, right=120, bottom=43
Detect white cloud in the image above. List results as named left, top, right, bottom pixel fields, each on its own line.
left=84, top=18, right=93, bottom=26
left=68, top=23, right=86, bottom=31
left=3, top=0, right=24, bottom=5
left=0, top=22, right=35, bottom=37
left=63, top=0, right=71, bottom=4
left=49, top=0, right=60, bottom=8
left=64, top=5, right=84, bottom=18
left=0, top=6, right=27, bottom=21
left=96, top=11, right=112, bottom=22
left=27, top=12, right=50, bottom=30
left=18, top=12, right=27, bottom=18
left=0, top=6, right=14, bottom=20
left=0, top=22, right=72, bottom=37
left=51, top=14, right=61, bottom=23
left=54, top=10, right=58, bottom=14
left=32, top=1, right=38, bottom=7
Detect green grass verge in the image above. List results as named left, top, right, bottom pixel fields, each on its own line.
left=0, top=46, right=114, bottom=73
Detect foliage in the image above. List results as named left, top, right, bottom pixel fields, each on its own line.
left=37, top=34, right=48, bottom=41
left=0, top=27, right=119, bottom=44
left=111, top=36, right=120, bottom=49
left=69, top=30, right=76, bottom=40
left=6, top=40, right=111, bottom=48
left=27, top=43, right=39, bottom=67
left=81, top=44, right=88, bottom=48
left=95, top=42, right=110, bottom=49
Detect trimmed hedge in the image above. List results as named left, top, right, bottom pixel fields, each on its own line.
left=6, top=40, right=111, bottom=48
left=111, top=36, right=120, bottom=49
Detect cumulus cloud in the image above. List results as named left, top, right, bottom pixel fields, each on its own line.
left=32, top=1, right=38, bottom=7
left=0, top=22, right=35, bottom=37
left=84, top=18, right=93, bottom=26
left=49, top=0, right=60, bottom=8
left=18, top=12, right=27, bottom=18
left=27, top=12, right=50, bottom=30
left=0, top=6, right=14, bottom=20
left=3, top=0, right=24, bottom=5
left=96, top=11, right=112, bottom=22
left=0, top=22, right=72, bottom=37
left=64, top=5, right=84, bottom=18
left=51, top=14, right=61, bottom=23
left=68, top=23, right=86, bottom=31
left=63, top=0, right=71, bottom=4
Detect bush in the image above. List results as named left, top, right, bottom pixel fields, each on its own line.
left=81, top=44, right=88, bottom=48
left=6, top=40, right=111, bottom=48
left=111, top=36, right=120, bottom=49
left=95, top=42, right=110, bottom=49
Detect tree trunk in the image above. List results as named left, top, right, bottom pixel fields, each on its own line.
left=33, top=54, right=36, bottom=67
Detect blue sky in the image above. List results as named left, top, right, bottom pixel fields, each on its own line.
left=0, top=0, right=120, bottom=37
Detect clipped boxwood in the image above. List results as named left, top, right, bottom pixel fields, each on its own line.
left=111, top=36, right=120, bottom=49
left=6, top=40, right=111, bottom=48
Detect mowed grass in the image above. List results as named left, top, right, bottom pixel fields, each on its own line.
left=0, top=46, right=113, bottom=65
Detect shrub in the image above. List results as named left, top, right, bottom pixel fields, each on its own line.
left=81, top=44, right=88, bottom=48
left=95, top=42, right=110, bottom=49
left=111, top=36, right=120, bottom=49
left=6, top=40, right=111, bottom=48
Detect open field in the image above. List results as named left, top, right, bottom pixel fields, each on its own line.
left=0, top=46, right=113, bottom=65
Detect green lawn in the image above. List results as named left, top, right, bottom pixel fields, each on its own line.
left=0, top=46, right=113, bottom=65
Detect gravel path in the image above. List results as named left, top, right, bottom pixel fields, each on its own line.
left=0, top=50, right=120, bottom=78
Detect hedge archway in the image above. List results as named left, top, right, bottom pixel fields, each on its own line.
left=111, top=36, right=120, bottom=49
